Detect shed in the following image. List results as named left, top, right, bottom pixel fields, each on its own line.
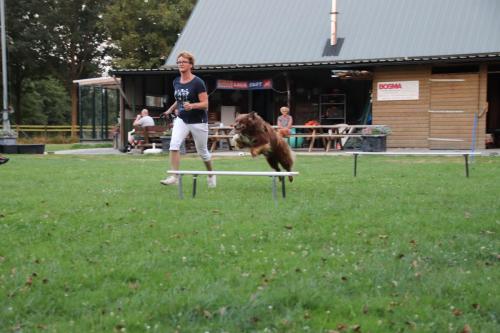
left=112, top=0, right=500, bottom=149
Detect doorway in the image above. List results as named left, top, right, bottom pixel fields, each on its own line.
left=487, top=72, right=500, bottom=147
left=251, top=90, right=274, bottom=123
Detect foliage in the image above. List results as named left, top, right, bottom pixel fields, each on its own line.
left=362, top=125, right=392, bottom=135
left=3, top=0, right=196, bottom=124
left=41, top=0, right=112, bottom=85
left=0, top=155, right=499, bottom=332
left=19, top=77, right=71, bottom=125
left=4, top=0, right=112, bottom=123
left=5, top=0, right=55, bottom=122
left=102, top=0, right=196, bottom=69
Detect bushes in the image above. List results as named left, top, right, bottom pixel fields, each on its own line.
left=20, top=76, right=71, bottom=125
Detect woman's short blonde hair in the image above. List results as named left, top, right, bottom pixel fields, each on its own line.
left=177, top=51, right=195, bottom=65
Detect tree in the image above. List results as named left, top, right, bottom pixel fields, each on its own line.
left=102, top=0, right=195, bottom=69
left=20, top=76, right=71, bottom=125
left=41, top=0, right=112, bottom=131
left=4, top=0, right=111, bottom=124
left=5, top=0, right=53, bottom=124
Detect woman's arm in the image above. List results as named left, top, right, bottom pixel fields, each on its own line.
left=184, top=92, right=209, bottom=111
left=163, top=101, right=178, bottom=116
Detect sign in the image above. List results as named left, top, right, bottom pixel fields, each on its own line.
left=216, top=79, right=273, bottom=90
left=377, top=80, right=419, bottom=101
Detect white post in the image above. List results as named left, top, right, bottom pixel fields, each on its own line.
left=0, top=0, right=10, bottom=132
left=330, top=0, right=337, bottom=46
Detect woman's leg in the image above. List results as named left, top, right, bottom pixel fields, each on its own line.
left=169, top=118, right=190, bottom=170
left=189, top=123, right=216, bottom=187
left=189, top=123, right=211, bottom=163
left=161, top=118, right=190, bottom=185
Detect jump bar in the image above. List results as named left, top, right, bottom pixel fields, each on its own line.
left=345, top=152, right=482, bottom=178
left=166, top=170, right=299, bottom=201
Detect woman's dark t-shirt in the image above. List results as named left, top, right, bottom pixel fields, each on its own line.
left=173, top=76, right=208, bottom=124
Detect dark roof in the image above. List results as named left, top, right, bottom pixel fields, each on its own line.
left=163, top=0, right=500, bottom=69
left=110, top=0, right=500, bottom=75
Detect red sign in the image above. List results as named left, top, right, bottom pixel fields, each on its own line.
left=378, top=83, right=402, bottom=90
left=377, top=80, right=419, bottom=101
left=216, top=79, right=273, bottom=90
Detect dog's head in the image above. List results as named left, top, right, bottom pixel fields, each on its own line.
left=231, top=112, right=265, bottom=148
left=232, top=112, right=265, bottom=135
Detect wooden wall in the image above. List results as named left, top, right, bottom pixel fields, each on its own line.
left=372, top=65, right=487, bottom=149
left=372, top=66, right=431, bottom=148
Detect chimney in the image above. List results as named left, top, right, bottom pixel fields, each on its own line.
left=330, top=0, right=338, bottom=46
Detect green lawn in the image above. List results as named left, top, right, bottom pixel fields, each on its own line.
left=0, top=154, right=498, bottom=332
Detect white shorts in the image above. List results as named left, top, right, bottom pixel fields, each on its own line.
left=170, top=118, right=211, bottom=161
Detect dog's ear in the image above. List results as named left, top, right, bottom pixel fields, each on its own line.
left=249, top=111, right=256, bottom=119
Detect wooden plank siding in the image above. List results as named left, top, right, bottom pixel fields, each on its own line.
left=372, top=65, right=487, bottom=149
left=429, top=73, right=482, bottom=149
left=372, top=66, right=431, bottom=148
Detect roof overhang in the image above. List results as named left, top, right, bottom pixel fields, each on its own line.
left=73, top=76, right=121, bottom=88
left=110, top=52, right=500, bottom=76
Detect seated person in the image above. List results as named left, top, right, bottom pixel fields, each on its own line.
left=127, top=108, right=155, bottom=150
left=0, top=155, right=9, bottom=165
left=277, top=106, right=293, bottom=137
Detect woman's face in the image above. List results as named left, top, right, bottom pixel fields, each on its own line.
left=176, top=56, right=192, bottom=73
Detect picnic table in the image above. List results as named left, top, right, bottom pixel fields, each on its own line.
left=205, top=124, right=389, bottom=152
left=208, top=126, right=234, bottom=152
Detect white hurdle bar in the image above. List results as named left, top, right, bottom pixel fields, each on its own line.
left=345, top=152, right=482, bottom=177
left=166, top=170, right=299, bottom=201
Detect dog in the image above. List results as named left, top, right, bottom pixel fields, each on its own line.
left=232, top=112, right=294, bottom=181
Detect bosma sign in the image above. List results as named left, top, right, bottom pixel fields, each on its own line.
left=377, top=80, right=419, bottom=101
left=216, top=79, right=273, bottom=90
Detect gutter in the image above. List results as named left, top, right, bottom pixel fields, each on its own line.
left=109, top=53, right=500, bottom=76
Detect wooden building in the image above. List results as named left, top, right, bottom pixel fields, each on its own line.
left=111, top=0, right=500, bottom=150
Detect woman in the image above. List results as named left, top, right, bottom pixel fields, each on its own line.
left=160, top=51, right=216, bottom=187
left=277, top=106, right=293, bottom=137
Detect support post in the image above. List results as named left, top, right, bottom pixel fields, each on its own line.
left=272, top=176, right=277, bottom=203
left=178, top=176, right=184, bottom=199
left=353, top=153, right=358, bottom=177
left=464, top=154, right=469, bottom=178
left=1, top=0, right=11, bottom=132
left=281, top=176, right=286, bottom=198
left=192, top=175, right=198, bottom=198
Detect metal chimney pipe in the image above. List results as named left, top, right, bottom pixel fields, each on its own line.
left=330, top=0, right=338, bottom=46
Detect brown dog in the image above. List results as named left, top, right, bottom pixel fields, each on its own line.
left=232, top=112, right=294, bottom=181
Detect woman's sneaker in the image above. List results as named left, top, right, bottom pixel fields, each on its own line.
left=160, top=176, right=178, bottom=186
left=207, top=175, right=216, bottom=188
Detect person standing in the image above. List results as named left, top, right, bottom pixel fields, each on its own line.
left=160, top=51, right=216, bottom=187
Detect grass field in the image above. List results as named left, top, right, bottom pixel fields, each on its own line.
left=0, top=153, right=498, bottom=332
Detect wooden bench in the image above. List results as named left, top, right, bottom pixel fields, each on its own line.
left=134, top=126, right=168, bottom=151
left=345, top=151, right=482, bottom=177
left=166, top=170, right=299, bottom=202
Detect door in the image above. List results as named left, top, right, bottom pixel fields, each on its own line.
left=428, top=73, right=479, bottom=149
